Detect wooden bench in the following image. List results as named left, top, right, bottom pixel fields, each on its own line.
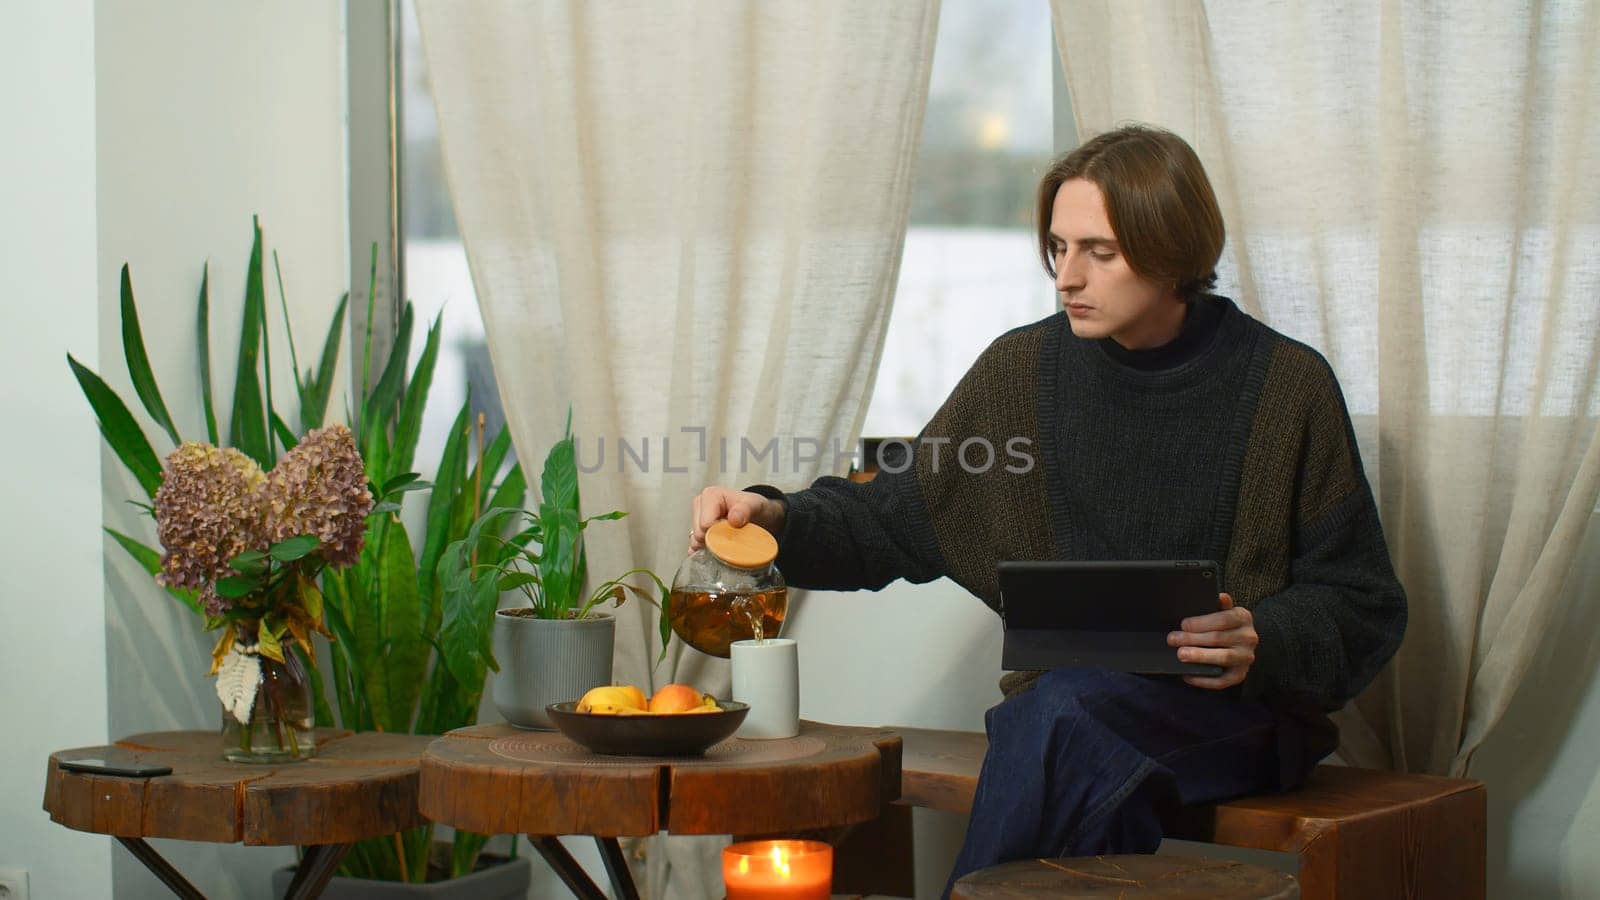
left=835, top=728, right=1485, bottom=900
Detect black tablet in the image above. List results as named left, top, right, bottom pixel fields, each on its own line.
left=996, top=560, right=1226, bottom=677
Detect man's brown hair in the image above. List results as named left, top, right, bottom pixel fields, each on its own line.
left=1036, top=124, right=1225, bottom=299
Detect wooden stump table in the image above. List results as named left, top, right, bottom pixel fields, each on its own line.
left=951, top=855, right=1298, bottom=899
left=421, top=721, right=902, bottom=899
left=43, top=729, right=432, bottom=899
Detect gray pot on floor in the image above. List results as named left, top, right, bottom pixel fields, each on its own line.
left=492, top=610, right=615, bottom=729
left=270, top=855, right=530, bottom=899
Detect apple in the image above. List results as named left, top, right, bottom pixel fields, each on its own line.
left=576, top=685, right=648, bottom=714
left=649, top=683, right=713, bottom=714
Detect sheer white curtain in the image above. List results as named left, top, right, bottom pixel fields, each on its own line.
left=414, top=0, right=939, bottom=891
left=1051, top=0, right=1600, bottom=776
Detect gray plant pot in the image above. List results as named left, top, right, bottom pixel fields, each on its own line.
left=491, top=610, right=615, bottom=729
left=270, top=855, right=530, bottom=899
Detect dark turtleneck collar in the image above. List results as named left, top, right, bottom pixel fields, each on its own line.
left=1097, top=295, right=1226, bottom=372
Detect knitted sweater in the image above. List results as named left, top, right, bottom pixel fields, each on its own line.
left=756, top=296, right=1407, bottom=712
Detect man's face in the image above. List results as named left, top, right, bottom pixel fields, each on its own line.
left=1048, top=178, right=1185, bottom=349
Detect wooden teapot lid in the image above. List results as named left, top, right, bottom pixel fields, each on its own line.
left=705, top=520, right=778, bottom=569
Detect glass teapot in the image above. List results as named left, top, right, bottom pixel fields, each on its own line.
left=669, top=520, right=788, bottom=658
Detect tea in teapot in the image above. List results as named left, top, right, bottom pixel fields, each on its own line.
left=669, top=520, right=788, bottom=658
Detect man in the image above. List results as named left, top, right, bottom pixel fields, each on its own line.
left=690, top=124, right=1406, bottom=890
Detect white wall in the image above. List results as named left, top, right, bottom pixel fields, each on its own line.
left=0, top=3, right=113, bottom=899
left=90, top=2, right=349, bottom=897
left=789, top=578, right=1000, bottom=896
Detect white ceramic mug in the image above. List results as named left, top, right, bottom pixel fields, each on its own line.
left=730, top=638, right=799, bottom=739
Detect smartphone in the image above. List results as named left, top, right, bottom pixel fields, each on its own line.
left=57, top=755, right=173, bottom=778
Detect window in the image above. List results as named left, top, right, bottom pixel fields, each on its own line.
left=399, top=0, right=502, bottom=471
left=863, top=0, right=1061, bottom=438
left=398, top=0, right=1068, bottom=459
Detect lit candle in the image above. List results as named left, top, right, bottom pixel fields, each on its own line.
left=722, top=839, right=832, bottom=900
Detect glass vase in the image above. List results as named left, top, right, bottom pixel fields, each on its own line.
left=220, top=642, right=316, bottom=763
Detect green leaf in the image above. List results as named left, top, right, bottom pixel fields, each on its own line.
left=417, top=401, right=472, bottom=616
left=450, top=831, right=492, bottom=881
left=362, top=303, right=414, bottom=461
left=360, top=242, right=379, bottom=406
left=195, top=262, right=219, bottom=444
left=537, top=502, right=581, bottom=616
left=442, top=507, right=525, bottom=588
left=229, top=550, right=269, bottom=575
left=382, top=472, right=422, bottom=492
left=659, top=582, right=672, bottom=665
left=488, top=465, right=530, bottom=532
left=534, top=429, right=583, bottom=615
left=389, top=311, right=441, bottom=481
left=320, top=574, right=366, bottom=730
left=257, top=622, right=285, bottom=664
left=539, top=434, right=580, bottom=517
left=106, top=528, right=162, bottom=574
left=295, top=641, right=335, bottom=728
left=105, top=527, right=201, bottom=616
left=413, top=658, right=448, bottom=736
left=300, top=293, right=347, bottom=432
left=434, top=506, right=525, bottom=685
left=582, top=510, right=627, bottom=526
left=380, top=472, right=428, bottom=497
left=119, top=264, right=181, bottom=447
left=497, top=571, right=540, bottom=592
left=271, top=248, right=304, bottom=399
left=345, top=549, right=388, bottom=732
left=229, top=218, right=270, bottom=468
left=506, top=523, right=542, bottom=550
left=364, top=445, right=392, bottom=518
left=486, top=470, right=531, bottom=547
left=471, top=426, right=514, bottom=508
left=270, top=411, right=298, bottom=452
left=440, top=547, right=501, bottom=686
left=214, top=575, right=259, bottom=599
left=69, top=354, right=163, bottom=500
left=573, top=529, right=589, bottom=620
left=258, top=265, right=278, bottom=467
left=297, top=573, right=324, bottom=622
left=371, top=500, right=402, bottom=515
left=379, top=520, right=426, bottom=732
left=268, top=534, right=320, bottom=562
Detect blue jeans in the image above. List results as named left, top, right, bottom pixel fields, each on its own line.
left=944, top=668, right=1336, bottom=896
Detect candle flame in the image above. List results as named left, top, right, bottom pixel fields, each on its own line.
left=738, top=856, right=749, bottom=875
left=770, top=843, right=791, bottom=878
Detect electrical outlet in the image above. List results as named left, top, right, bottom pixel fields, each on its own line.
left=0, top=868, right=28, bottom=900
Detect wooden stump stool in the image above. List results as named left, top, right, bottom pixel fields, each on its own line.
left=421, top=721, right=902, bottom=900
left=43, top=729, right=431, bottom=899
left=951, top=855, right=1298, bottom=899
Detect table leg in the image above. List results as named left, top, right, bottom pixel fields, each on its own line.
left=529, top=835, right=608, bottom=900
left=282, top=843, right=352, bottom=900
left=115, top=837, right=205, bottom=900
left=594, top=836, right=642, bottom=900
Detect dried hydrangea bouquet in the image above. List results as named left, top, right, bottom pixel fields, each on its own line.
left=154, top=424, right=373, bottom=762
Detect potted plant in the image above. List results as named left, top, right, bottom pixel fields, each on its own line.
left=439, top=417, right=672, bottom=730
left=70, top=220, right=534, bottom=894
